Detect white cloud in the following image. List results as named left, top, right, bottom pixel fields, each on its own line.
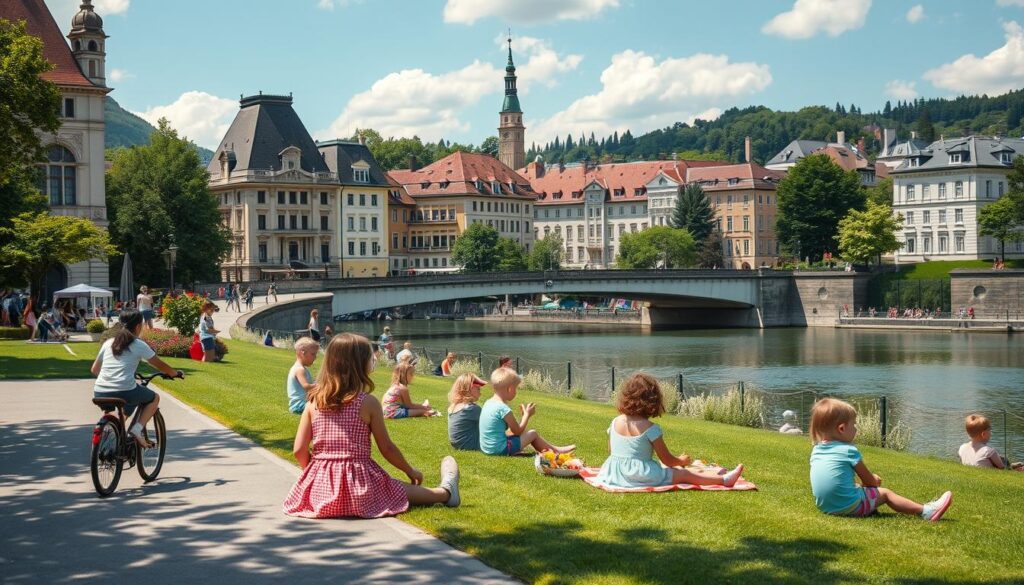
left=885, top=80, right=918, bottom=99
left=108, top=68, right=132, bottom=83
left=317, top=0, right=361, bottom=10
left=52, top=0, right=129, bottom=33
left=924, top=21, right=1024, bottom=95
left=319, top=38, right=581, bottom=142
left=528, top=50, right=772, bottom=145
left=444, top=0, right=618, bottom=25
left=906, top=5, right=925, bottom=24
left=133, top=91, right=237, bottom=150
left=997, top=0, right=1024, bottom=7
left=762, top=0, right=871, bottom=39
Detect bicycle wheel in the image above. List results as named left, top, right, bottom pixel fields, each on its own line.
left=90, top=419, right=123, bottom=497
left=136, top=410, right=166, bottom=482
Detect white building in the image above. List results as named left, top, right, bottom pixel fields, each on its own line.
left=891, top=136, right=1024, bottom=261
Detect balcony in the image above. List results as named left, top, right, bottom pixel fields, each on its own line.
left=214, top=168, right=338, bottom=185
left=409, top=216, right=458, bottom=225
left=408, top=245, right=452, bottom=253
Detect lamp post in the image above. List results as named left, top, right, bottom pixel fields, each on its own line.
left=164, top=243, right=179, bottom=296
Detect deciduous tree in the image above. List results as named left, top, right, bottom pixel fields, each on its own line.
left=527, top=233, right=564, bottom=271
left=451, top=223, right=499, bottom=272
left=495, top=237, right=527, bottom=271
left=696, top=230, right=726, bottom=268
left=0, top=212, right=115, bottom=296
left=617, top=226, right=696, bottom=269
left=776, top=154, right=865, bottom=261
left=865, top=177, right=894, bottom=207
left=979, top=195, right=1023, bottom=260
left=836, top=201, right=903, bottom=265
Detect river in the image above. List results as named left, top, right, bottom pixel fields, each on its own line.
left=332, top=319, right=1024, bottom=462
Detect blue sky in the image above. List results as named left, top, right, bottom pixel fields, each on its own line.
left=48, top=0, right=1024, bottom=150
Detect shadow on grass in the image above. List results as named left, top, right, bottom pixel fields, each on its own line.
left=0, top=356, right=95, bottom=380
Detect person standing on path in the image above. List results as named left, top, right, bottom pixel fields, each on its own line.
left=225, top=285, right=234, bottom=311
left=267, top=282, right=278, bottom=304
left=136, top=286, right=155, bottom=330
left=308, top=309, right=321, bottom=342
left=232, top=284, right=243, bottom=312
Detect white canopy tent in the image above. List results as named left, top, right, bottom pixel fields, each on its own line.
left=53, top=283, right=113, bottom=313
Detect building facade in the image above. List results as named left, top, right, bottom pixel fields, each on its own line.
left=891, top=136, right=1024, bottom=261
left=498, top=38, right=525, bottom=171
left=4, top=0, right=113, bottom=294
left=766, top=131, right=883, bottom=186
left=385, top=178, right=416, bottom=276
left=388, top=152, right=538, bottom=271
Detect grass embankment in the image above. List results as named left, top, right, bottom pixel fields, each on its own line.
left=2, top=339, right=1022, bottom=584
left=890, top=260, right=1024, bottom=280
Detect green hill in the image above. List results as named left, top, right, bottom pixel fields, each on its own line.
left=105, top=97, right=214, bottom=162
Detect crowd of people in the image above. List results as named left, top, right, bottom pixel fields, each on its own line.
left=847, top=306, right=975, bottom=320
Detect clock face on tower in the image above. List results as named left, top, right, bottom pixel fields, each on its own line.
left=503, top=132, right=510, bottom=139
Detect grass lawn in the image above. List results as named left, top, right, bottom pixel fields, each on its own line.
left=891, top=259, right=1024, bottom=280
left=2, top=339, right=1022, bottom=584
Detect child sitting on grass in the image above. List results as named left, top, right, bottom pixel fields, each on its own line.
left=382, top=362, right=437, bottom=419
left=479, top=367, right=574, bottom=456
left=810, top=397, right=952, bottom=521
left=959, top=414, right=1024, bottom=471
left=447, top=373, right=487, bottom=450
left=594, top=373, right=744, bottom=489
left=284, top=333, right=460, bottom=518
left=286, top=337, right=318, bottom=414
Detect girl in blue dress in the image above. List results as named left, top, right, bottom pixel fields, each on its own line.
left=594, top=373, right=744, bottom=489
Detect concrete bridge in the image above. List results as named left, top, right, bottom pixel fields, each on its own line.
left=241, top=269, right=871, bottom=330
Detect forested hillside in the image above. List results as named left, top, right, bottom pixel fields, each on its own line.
left=526, top=89, right=1024, bottom=166
left=105, top=97, right=214, bottom=161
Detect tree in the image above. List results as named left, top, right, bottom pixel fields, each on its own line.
left=1004, top=156, right=1024, bottom=224
left=106, top=119, right=230, bottom=287
left=480, top=136, right=499, bottom=158
left=915, top=108, right=936, bottom=143
left=979, top=196, right=1023, bottom=260
left=776, top=154, right=865, bottom=261
left=836, top=201, right=904, bottom=265
left=865, top=177, right=894, bottom=207
left=671, top=183, right=714, bottom=243
left=527, top=233, right=563, bottom=271
left=616, top=226, right=696, bottom=268
left=451, top=223, right=499, bottom=272
left=0, top=212, right=115, bottom=297
left=696, top=230, right=726, bottom=268
left=495, top=237, right=527, bottom=271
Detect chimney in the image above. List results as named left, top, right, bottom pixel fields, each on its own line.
left=408, top=154, right=419, bottom=171
left=744, top=136, right=752, bottom=163
left=883, top=128, right=894, bottom=154
left=857, top=138, right=866, bottom=153
left=836, top=130, right=846, bottom=145
left=357, top=131, right=366, bottom=146
left=535, top=161, right=545, bottom=178
left=911, top=130, right=917, bottom=140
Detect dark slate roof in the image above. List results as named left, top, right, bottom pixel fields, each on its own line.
left=879, top=138, right=930, bottom=159
left=891, top=136, right=1024, bottom=174
left=765, top=139, right=827, bottom=167
left=207, top=94, right=329, bottom=176
left=317, top=140, right=390, bottom=187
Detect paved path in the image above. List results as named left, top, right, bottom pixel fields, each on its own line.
left=165, top=292, right=326, bottom=340
left=0, top=379, right=511, bottom=584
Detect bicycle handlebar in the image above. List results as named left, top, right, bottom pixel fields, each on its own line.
left=135, top=371, right=184, bottom=385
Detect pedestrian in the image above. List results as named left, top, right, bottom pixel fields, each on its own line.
left=245, top=287, right=254, bottom=310
left=267, top=282, right=278, bottom=304
left=199, top=301, right=221, bottom=362
left=307, top=309, right=321, bottom=342
left=225, top=284, right=234, bottom=311
left=136, top=286, right=155, bottom=330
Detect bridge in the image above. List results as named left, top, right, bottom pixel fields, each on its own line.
left=240, top=269, right=870, bottom=330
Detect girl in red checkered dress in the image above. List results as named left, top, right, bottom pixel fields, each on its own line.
left=284, top=333, right=460, bottom=518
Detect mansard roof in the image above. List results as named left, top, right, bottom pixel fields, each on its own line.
left=891, top=136, right=1024, bottom=174
left=1, top=0, right=97, bottom=88
left=317, top=140, right=390, bottom=187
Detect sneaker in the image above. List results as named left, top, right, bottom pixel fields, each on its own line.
left=921, top=491, right=952, bottom=522
left=722, top=464, right=744, bottom=488
left=439, top=455, right=460, bottom=508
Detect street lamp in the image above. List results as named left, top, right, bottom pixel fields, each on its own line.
left=163, top=243, right=179, bottom=295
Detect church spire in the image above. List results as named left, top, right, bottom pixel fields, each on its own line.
left=501, top=31, right=521, bottom=114
left=498, top=31, right=525, bottom=170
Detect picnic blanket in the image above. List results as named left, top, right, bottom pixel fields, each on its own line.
left=580, top=460, right=757, bottom=492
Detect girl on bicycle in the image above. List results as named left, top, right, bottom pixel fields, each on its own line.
left=91, top=309, right=182, bottom=446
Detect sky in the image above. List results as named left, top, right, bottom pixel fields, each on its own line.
left=45, top=0, right=1024, bottom=151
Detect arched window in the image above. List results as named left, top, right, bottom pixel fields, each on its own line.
left=73, top=40, right=81, bottom=51
left=88, top=40, right=98, bottom=51
left=39, top=146, right=76, bottom=206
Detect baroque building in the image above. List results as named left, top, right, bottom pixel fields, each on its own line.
left=2, top=0, right=113, bottom=294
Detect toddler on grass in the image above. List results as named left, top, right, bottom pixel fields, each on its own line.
left=594, top=373, right=744, bottom=489
left=809, top=398, right=952, bottom=521
left=286, top=337, right=318, bottom=414
left=447, top=373, right=487, bottom=450
left=959, top=414, right=1024, bottom=471
left=478, top=367, right=574, bottom=456
left=382, top=362, right=437, bottom=419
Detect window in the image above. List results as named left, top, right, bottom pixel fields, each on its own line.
left=908, top=158, right=919, bottom=168
left=955, top=235, right=965, bottom=252
left=955, top=181, right=963, bottom=199
left=258, top=215, right=266, bottom=230
left=360, top=242, right=367, bottom=256
left=727, top=217, right=733, bottom=232
left=578, top=226, right=584, bottom=240
left=949, top=153, right=962, bottom=164
left=41, top=145, right=76, bottom=206
left=359, top=194, right=366, bottom=206
left=258, top=244, right=267, bottom=262
left=371, top=194, right=378, bottom=206
left=923, top=236, right=931, bottom=254
left=939, top=209, right=947, bottom=224
left=276, top=191, right=283, bottom=204
left=906, top=185, right=915, bottom=201
left=353, top=168, right=369, bottom=183
left=727, top=195, right=733, bottom=206
left=906, top=211, right=914, bottom=225
left=360, top=217, right=367, bottom=231
left=320, top=192, right=328, bottom=205
left=491, top=181, right=500, bottom=194
left=392, top=233, right=399, bottom=249
left=320, top=216, right=328, bottom=230
left=372, top=242, right=380, bottom=256
left=347, top=193, right=354, bottom=205
left=939, top=235, right=948, bottom=253
left=63, top=98, right=75, bottom=118
left=278, top=215, right=285, bottom=229
left=301, top=216, right=309, bottom=230
left=923, top=210, right=930, bottom=224
left=258, top=190, right=266, bottom=204
left=347, top=217, right=355, bottom=230
left=371, top=217, right=378, bottom=231
left=348, top=241, right=355, bottom=256
left=986, top=180, right=992, bottom=198
left=300, top=192, right=308, bottom=205
left=743, top=216, right=749, bottom=231
left=955, top=208, right=963, bottom=224
left=289, top=191, right=297, bottom=204
left=905, top=237, right=915, bottom=254
left=938, top=183, right=946, bottom=199
left=743, top=240, right=749, bottom=255
left=999, top=182, right=1005, bottom=197
left=631, top=205, right=637, bottom=214
left=923, top=184, right=930, bottom=199
left=1001, top=152, right=1013, bottom=164
left=290, top=215, right=298, bottom=229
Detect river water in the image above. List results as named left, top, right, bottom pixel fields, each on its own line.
left=333, top=319, right=1024, bottom=461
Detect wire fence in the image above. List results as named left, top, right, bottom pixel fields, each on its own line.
left=235, top=325, right=1024, bottom=466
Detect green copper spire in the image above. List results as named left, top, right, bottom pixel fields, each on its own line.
left=501, top=34, right=521, bottom=113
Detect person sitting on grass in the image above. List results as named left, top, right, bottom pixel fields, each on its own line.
left=396, top=341, right=418, bottom=365
left=959, top=414, right=1024, bottom=471
left=283, top=333, right=460, bottom=518
left=594, top=373, right=744, bottom=489
left=498, top=355, right=514, bottom=371
left=809, top=397, right=952, bottom=521
left=478, top=367, right=575, bottom=456
left=447, top=373, right=487, bottom=451
left=381, top=362, right=436, bottom=419
left=286, top=337, right=319, bottom=414
left=198, top=301, right=220, bottom=362
left=438, top=352, right=457, bottom=376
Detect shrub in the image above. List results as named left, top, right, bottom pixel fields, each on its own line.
left=520, top=369, right=567, bottom=395
left=99, top=325, right=228, bottom=359
left=85, top=319, right=105, bottom=334
left=414, top=354, right=436, bottom=377
left=0, top=326, right=31, bottom=340
left=677, top=388, right=765, bottom=428
left=855, top=404, right=912, bottom=451
left=568, top=387, right=586, bottom=400
left=161, top=293, right=204, bottom=336
left=449, top=359, right=483, bottom=378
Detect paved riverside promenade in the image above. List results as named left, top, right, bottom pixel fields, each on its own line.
left=0, top=379, right=511, bottom=584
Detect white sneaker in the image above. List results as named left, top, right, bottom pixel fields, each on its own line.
left=921, top=491, right=952, bottom=522
left=439, top=456, right=460, bottom=507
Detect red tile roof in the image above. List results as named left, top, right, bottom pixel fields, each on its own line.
left=387, top=151, right=537, bottom=200
left=519, top=159, right=725, bottom=205
left=817, top=145, right=869, bottom=172
left=0, top=0, right=97, bottom=89
left=685, top=162, right=785, bottom=191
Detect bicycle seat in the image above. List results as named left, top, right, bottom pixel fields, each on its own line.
left=92, top=397, right=126, bottom=409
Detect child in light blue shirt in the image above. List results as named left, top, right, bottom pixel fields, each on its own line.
left=287, top=337, right=318, bottom=414
left=478, top=367, right=574, bottom=456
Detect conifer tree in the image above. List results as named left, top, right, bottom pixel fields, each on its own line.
left=671, top=183, right=714, bottom=244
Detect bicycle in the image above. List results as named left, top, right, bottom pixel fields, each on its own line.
left=89, top=372, right=181, bottom=497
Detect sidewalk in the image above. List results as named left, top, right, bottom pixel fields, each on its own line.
left=176, top=293, right=326, bottom=340
left=0, top=379, right=511, bottom=584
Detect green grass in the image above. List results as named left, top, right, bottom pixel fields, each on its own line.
left=0, top=340, right=100, bottom=379
left=2, top=339, right=1022, bottom=584
left=891, top=260, right=1024, bottom=280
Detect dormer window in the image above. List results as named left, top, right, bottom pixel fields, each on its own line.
left=1001, top=152, right=1013, bottom=164
left=728, top=178, right=739, bottom=186
left=353, top=168, right=369, bottom=182
left=475, top=180, right=483, bottom=191
left=614, top=188, right=625, bottom=197
left=907, top=158, right=919, bottom=168
left=491, top=181, right=500, bottom=194
left=949, top=153, right=962, bottom=164
left=634, top=188, right=645, bottom=196
left=508, top=181, right=516, bottom=193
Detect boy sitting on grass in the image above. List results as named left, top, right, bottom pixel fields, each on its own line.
left=286, top=337, right=319, bottom=414
left=959, top=414, right=1024, bottom=471
left=478, top=367, right=574, bottom=456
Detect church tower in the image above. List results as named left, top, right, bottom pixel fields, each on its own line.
left=498, top=36, right=525, bottom=170
left=68, top=0, right=107, bottom=87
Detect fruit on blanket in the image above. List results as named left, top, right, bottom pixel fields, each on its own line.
left=538, top=449, right=583, bottom=470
